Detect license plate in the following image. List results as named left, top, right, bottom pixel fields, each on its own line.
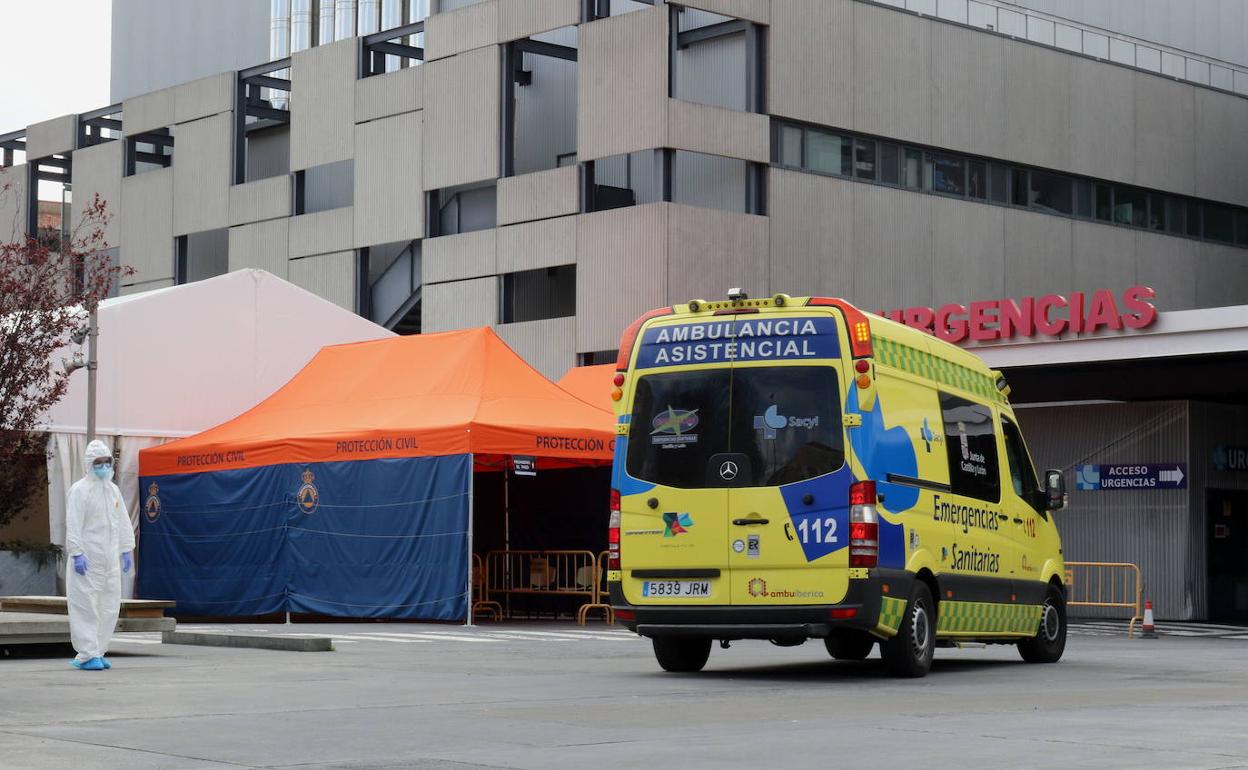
left=642, top=580, right=711, bottom=598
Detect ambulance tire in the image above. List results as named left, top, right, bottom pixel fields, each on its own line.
left=652, top=637, right=712, bottom=673
left=1018, top=584, right=1066, bottom=664
left=883, top=583, right=936, bottom=678
left=824, top=631, right=876, bottom=661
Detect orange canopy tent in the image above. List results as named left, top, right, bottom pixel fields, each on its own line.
left=141, top=328, right=615, bottom=476
left=137, top=328, right=616, bottom=621
left=556, top=364, right=616, bottom=412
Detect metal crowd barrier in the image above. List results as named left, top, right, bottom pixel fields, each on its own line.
left=471, top=553, right=502, bottom=622
left=1064, top=561, right=1144, bottom=637
left=576, top=551, right=614, bottom=626
left=484, top=550, right=599, bottom=619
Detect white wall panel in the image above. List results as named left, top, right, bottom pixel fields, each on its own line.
left=0, top=165, right=27, bottom=245
left=174, top=73, right=235, bottom=124
left=425, top=0, right=498, bottom=61
left=666, top=205, right=768, bottom=302
left=289, top=207, right=354, bottom=258
left=498, top=0, right=580, bottom=43
left=1133, top=72, right=1196, bottom=196
left=853, top=2, right=931, bottom=144
left=355, top=65, right=424, bottom=124
left=1002, top=208, right=1074, bottom=298
left=289, top=250, right=357, bottom=310
left=929, top=196, right=1004, bottom=304
left=172, top=112, right=232, bottom=236
left=1003, top=41, right=1072, bottom=172
left=495, top=317, right=576, bottom=381
left=354, top=111, right=424, bottom=246
left=122, top=87, right=175, bottom=136
left=423, top=228, right=497, bottom=283
left=851, top=184, right=933, bottom=310
left=930, top=23, right=1005, bottom=159
left=577, top=6, right=669, bottom=162
left=290, top=39, right=357, bottom=171
left=766, top=168, right=852, bottom=296
left=1134, top=231, right=1197, bottom=311
left=119, top=167, right=174, bottom=285
left=228, top=175, right=293, bottom=226
left=25, top=115, right=77, bottom=159
left=575, top=203, right=668, bottom=352
left=497, top=216, right=576, bottom=273
left=768, top=0, right=853, bottom=128
left=1071, top=221, right=1136, bottom=293
left=1068, top=57, right=1135, bottom=185
left=666, top=100, right=768, bottom=163
left=497, top=166, right=579, bottom=226
left=1193, top=88, right=1248, bottom=206
left=228, top=219, right=290, bottom=278
left=423, top=46, right=501, bottom=189
left=69, top=142, right=124, bottom=248
left=678, top=0, right=768, bottom=24
left=422, top=276, right=499, bottom=331
left=1195, top=242, right=1248, bottom=309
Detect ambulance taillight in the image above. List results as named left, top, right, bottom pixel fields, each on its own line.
left=848, top=480, right=879, bottom=569
left=608, top=489, right=621, bottom=570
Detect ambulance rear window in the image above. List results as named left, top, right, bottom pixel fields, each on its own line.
left=627, top=366, right=843, bottom=488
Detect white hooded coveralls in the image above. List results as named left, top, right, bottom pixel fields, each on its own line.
left=64, top=440, right=135, bottom=662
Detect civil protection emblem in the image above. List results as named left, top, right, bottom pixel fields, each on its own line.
left=144, top=482, right=161, bottom=523
left=297, top=468, right=319, bottom=514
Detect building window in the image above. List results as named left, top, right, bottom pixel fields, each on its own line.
left=433, top=183, right=497, bottom=236
left=578, top=350, right=618, bottom=366
left=1029, top=170, right=1072, bottom=215
left=769, top=117, right=1248, bottom=250
left=926, top=152, right=965, bottom=196
left=295, top=160, right=354, bottom=215
left=807, top=130, right=850, bottom=176
left=174, top=229, right=229, bottom=285
left=501, top=265, right=576, bottom=324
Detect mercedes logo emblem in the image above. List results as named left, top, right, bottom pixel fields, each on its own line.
left=719, top=461, right=739, bottom=481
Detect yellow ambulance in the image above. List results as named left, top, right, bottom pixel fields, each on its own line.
left=607, top=291, right=1068, bottom=677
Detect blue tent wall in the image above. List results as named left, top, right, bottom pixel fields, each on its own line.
left=139, top=455, right=471, bottom=620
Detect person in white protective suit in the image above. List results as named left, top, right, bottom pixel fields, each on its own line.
left=64, top=440, right=134, bottom=671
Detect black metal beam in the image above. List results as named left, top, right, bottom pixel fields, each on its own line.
left=677, top=18, right=749, bottom=49
left=133, top=133, right=175, bottom=149
left=82, top=117, right=124, bottom=132
left=35, top=156, right=71, bottom=170
left=79, top=103, right=122, bottom=121
left=368, top=41, right=424, bottom=59
left=243, top=74, right=291, bottom=91
left=362, top=20, right=424, bottom=46
left=0, top=139, right=25, bottom=152
left=243, top=118, right=289, bottom=134
left=134, top=151, right=172, bottom=165
left=34, top=168, right=70, bottom=182
left=244, top=105, right=291, bottom=122
left=239, top=58, right=291, bottom=80
left=514, top=39, right=578, bottom=62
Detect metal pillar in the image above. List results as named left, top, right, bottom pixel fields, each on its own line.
left=85, top=307, right=98, bottom=444
left=465, top=453, right=475, bottom=626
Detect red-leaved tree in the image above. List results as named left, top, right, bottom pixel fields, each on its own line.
left=0, top=183, right=132, bottom=530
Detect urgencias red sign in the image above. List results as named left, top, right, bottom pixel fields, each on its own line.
left=878, top=286, right=1157, bottom=343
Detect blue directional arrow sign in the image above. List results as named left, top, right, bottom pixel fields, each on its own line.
left=1075, top=464, right=1186, bottom=491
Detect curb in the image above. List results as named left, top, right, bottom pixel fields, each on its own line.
left=161, top=631, right=333, bottom=652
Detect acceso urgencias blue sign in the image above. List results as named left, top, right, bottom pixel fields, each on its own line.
left=1075, top=463, right=1186, bottom=491
left=635, top=316, right=840, bottom=368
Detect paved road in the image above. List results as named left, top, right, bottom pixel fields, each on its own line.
left=2, top=622, right=1247, bottom=770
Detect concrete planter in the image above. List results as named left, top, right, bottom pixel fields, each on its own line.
left=0, top=550, right=58, bottom=596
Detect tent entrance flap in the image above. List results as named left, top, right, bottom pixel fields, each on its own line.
left=140, top=455, right=472, bottom=621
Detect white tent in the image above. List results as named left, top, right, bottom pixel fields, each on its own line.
left=42, top=269, right=395, bottom=595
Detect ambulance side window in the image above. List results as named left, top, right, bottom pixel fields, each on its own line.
left=1000, top=416, right=1046, bottom=519
left=938, top=393, right=1000, bottom=503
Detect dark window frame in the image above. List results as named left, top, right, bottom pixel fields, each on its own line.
left=769, top=117, right=1248, bottom=251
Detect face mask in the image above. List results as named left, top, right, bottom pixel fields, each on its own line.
left=93, top=464, right=112, bottom=480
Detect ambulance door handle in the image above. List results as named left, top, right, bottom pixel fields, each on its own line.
left=1012, top=517, right=1024, bottom=524
left=733, top=518, right=769, bottom=526
left=997, top=514, right=1009, bottom=521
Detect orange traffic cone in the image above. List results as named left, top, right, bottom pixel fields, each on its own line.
left=1141, top=600, right=1158, bottom=639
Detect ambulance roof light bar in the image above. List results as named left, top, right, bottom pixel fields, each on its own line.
left=727, top=288, right=748, bottom=301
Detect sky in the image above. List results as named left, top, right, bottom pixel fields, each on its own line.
left=0, top=1, right=111, bottom=198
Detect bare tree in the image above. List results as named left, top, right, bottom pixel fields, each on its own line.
left=0, top=184, right=131, bottom=529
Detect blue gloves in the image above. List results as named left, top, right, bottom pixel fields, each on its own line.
left=121, top=552, right=132, bottom=573
left=72, top=554, right=88, bottom=575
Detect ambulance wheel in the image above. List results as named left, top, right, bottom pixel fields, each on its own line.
left=1018, top=584, right=1066, bottom=664
left=652, top=637, right=712, bottom=672
left=883, top=583, right=935, bottom=678
left=824, top=631, right=876, bottom=660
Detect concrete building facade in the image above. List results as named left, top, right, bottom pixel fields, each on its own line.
left=3, top=0, right=1248, bottom=620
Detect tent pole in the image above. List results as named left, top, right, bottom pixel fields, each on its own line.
left=465, top=453, right=474, bottom=627
left=504, top=461, right=511, bottom=619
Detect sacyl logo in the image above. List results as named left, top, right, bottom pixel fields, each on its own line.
left=753, top=405, right=818, bottom=440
